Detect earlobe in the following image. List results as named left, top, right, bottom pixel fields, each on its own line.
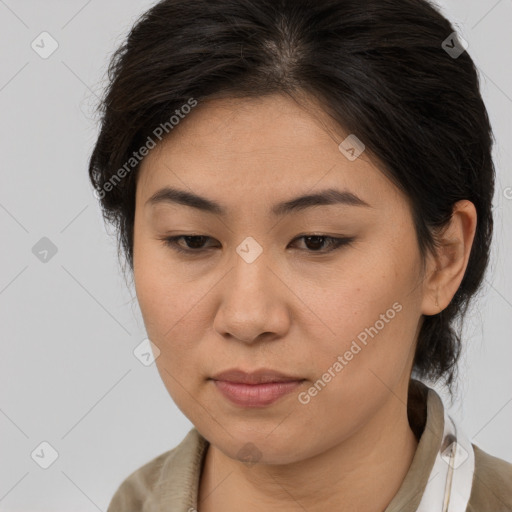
left=421, top=200, right=477, bottom=316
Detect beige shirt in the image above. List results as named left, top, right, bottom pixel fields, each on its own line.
left=106, top=380, right=512, bottom=511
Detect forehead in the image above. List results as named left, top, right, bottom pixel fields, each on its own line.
left=135, top=94, right=405, bottom=214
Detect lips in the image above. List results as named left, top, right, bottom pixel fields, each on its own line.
left=210, top=368, right=306, bottom=407
left=210, top=368, right=304, bottom=385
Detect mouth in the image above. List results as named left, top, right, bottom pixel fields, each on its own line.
left=209, top=368, right=306, bottom=407
left=210, top=368, right=305, bottom=384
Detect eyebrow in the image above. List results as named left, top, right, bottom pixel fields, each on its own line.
left=146, top=186, right=372, bottom=216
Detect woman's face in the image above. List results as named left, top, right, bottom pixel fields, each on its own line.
left=133, top=93, right=429, bottom=464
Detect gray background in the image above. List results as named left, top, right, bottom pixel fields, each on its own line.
left=0, top=0, right=511, bottom=510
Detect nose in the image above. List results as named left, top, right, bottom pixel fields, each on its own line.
left=212, top=247, right=291, bottom=344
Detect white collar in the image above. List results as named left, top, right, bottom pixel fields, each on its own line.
left=416, top=401, right=475, bottom=511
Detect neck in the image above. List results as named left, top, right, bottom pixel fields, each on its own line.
left=198, top=391, right=420, bottom=512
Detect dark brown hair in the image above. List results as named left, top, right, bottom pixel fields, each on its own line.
left=88, top=0, right=495, bottom=394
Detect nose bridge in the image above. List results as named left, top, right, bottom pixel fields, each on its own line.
left=230, top=235, right=271, bottom=300
left=213, top=235, right=288, bottom=343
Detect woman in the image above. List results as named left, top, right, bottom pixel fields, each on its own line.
left=88, top=0, right=512, bottom=510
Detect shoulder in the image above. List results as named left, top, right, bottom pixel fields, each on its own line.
left=105, top=448, right=174, bottom=511
left=105, top=428, right=205, bottom=512
left=467, top=444, right=512, bottom=511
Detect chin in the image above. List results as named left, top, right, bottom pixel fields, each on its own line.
left=203, top=422, right=310, bottom=465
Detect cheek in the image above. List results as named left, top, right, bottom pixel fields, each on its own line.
left=308, top=243, right=421, bottom=379
left=133, top=237, right=210, bottom=375
left=134, top=267, right=198, bottom=347
left=133, top=229, right=182, bottom=326
left=134, top=263, right=205, bottom=405
left=134, top=237, right=179, bottom=352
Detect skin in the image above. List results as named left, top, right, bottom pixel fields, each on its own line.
left=132, top=93, right=477, bottom=512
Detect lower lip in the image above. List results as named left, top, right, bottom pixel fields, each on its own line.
left=212, top=379, right=304, bottom=407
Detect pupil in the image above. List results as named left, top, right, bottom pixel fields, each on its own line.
left=306, top=236, right=324, bottom=250
left=187, top=236, right=205, bottom=248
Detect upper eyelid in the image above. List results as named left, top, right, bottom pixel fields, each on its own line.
left=163, top=234, right=354, bottom=252
left=166, top=234, right=348, bottom=243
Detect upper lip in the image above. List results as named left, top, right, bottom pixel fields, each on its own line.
left=211, top=368, right=304, bottom=384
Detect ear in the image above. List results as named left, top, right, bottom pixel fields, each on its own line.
left=421, top=200, right=478, bottom=316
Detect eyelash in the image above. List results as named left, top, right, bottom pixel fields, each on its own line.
left=160, top=234, right=355, bottom=255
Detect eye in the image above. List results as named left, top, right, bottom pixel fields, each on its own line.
left=160, top=234, right=355, bottom=255
left=161, top=235, right=217, bottom=254
left=290, top=234, right=355, bottom=253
